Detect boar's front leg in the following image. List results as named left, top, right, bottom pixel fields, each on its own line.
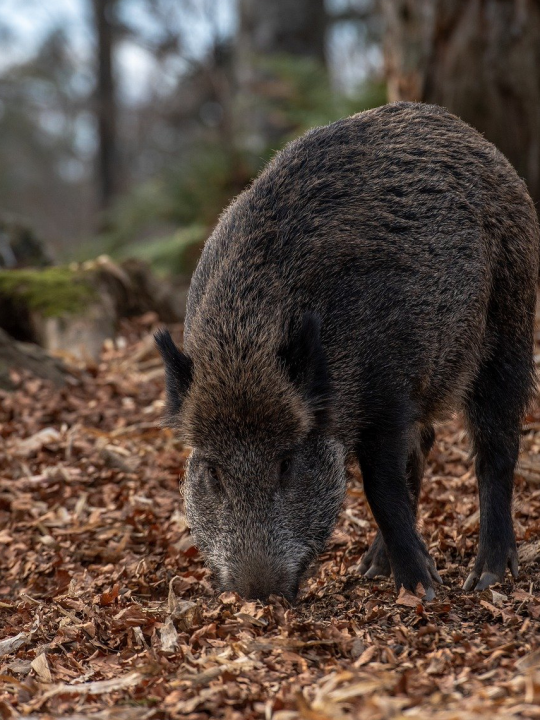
left=359, top=424, right=435, bottom=579
left=357, top=425, right=441, bottom=600
left=359, top=428, right=433, bottom=578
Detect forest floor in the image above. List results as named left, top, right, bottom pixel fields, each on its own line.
left=1, top=311, right=540, bottom=720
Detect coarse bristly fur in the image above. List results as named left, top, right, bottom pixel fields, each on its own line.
left=156, top=102, right=540, bottom=602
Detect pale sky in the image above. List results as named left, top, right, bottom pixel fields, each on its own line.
left=0, top=0, right=236, bottom=103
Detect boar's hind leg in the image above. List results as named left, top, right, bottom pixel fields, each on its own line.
left=358, top=424, right=441, bottom=600
left=359, top=424, right=435, bottom=580
left=462, top=335, right=532, bottom=591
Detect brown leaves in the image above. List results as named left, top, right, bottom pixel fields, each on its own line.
left=29, top=654, right=51, bottom=683
left=396, top=585, right=425, bottom=609
left=0, top=315, right=540, bottom=719
left=99, top=583, right=120, bottom=606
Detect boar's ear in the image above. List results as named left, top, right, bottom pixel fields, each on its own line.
left=278, top=311, right=333, bottom=430
left=155, top=329, right=193, bottom=424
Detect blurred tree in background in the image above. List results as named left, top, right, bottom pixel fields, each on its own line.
left=234, top=0, right=327, bottom=150
left=382, top=0, right=540, bottom=207
left=0, top=25, right=94, bottom=244
left=93, top=0, right=119, bottom=211
left=0, top=0, right=538, bottom=273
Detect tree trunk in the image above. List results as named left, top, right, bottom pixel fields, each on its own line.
left=234, top=0, right=329, bottom=152
left=237, top=0, right=326, bottom=62
left=381, top=0, right=540, bottom=207
left=93, top=0, right=118, bottom=211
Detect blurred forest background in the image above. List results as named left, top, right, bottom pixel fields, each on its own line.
left=0, top=0, right=386, bottom=268
left=0, top=0, right=539, bottom=369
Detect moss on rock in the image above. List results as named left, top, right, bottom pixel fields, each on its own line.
left=0, top=266, right=96, bottom=318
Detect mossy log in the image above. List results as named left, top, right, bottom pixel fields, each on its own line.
left=0, top=257, right=185, bottom=363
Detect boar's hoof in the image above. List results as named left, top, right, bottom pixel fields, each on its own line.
left=463, top=571, right=500, bottom=592
left=359, top=531, right=391, bottom=578
left=427, top=559, right=443, bottom=586
left=393, top=550, right=443, bottom=602
left=463, top=547, right=519, bottom=592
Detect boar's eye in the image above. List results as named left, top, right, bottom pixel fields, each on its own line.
left=279, top=457, right=292, bottom=479
left=206, top=465, right=222, bottom=492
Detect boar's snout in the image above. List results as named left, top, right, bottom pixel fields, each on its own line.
left=240, top=577, right=296, bottom=603
left=223, top=555, right=301, bottom=603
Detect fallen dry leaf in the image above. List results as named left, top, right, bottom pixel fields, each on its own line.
left=34, top=671, right=143, bottom=706
left=160, top=616, right=179, bottom=653
left=396, top=586, right=424, bottom=609
left=11, top=427, right=62, bottom=457
left=0, top=632, right=30, bottom=658
left=30, top=653, right=52, bottom=683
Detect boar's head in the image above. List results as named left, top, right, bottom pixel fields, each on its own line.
left=156, top=312, right=346, bottom=601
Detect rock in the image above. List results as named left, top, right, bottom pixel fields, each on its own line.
left=0, top=329, right=66, bottom=390
left=41, top=294, right=116, bottom=363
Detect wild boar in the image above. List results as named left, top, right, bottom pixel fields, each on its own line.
left=156, top=102, right=539, bottom=601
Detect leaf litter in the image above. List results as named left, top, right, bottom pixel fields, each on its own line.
left=0, top=310, right=539, bottom=719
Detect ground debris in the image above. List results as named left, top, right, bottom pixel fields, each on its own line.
left=1, top=313, right=539, bottom=718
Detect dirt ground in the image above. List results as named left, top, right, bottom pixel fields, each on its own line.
left=1, top=311, right=539, bottom=719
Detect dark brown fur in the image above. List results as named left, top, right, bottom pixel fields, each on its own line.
left=157, top=102, right=539, bottom=600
